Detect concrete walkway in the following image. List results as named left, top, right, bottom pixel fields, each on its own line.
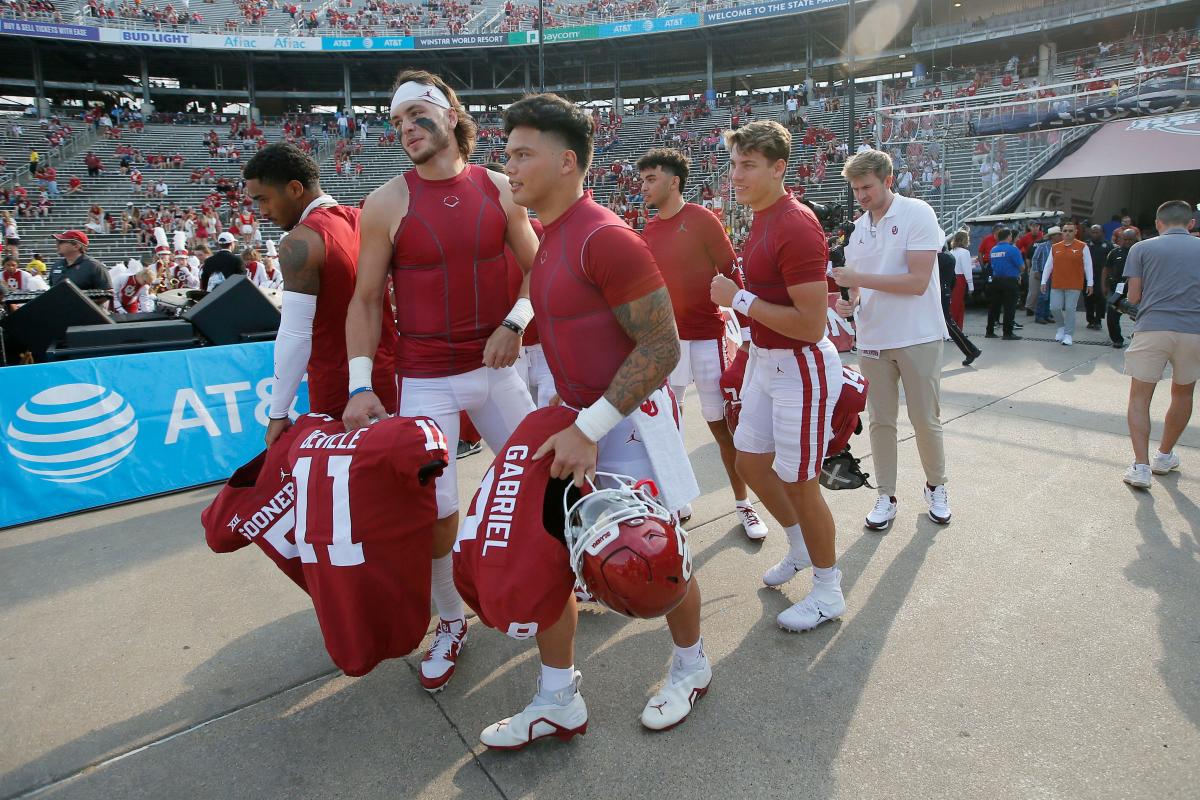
left=2, top=315, right=1197, bottom=800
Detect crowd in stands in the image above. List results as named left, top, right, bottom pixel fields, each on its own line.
left=288, top=0, right=481, bottom=35
left=499, top=0, right=657, bottom=32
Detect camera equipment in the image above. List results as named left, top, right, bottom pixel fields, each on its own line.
left=1108, top=283, right=1139, bottom=320
left=800, top=198, right=846, bottom=232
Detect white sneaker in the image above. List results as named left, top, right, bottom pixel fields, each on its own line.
left=1062, top=334, right=1073, bottom=346
left=1123, top=463, right=1152, bottom=489
left=865, top=495, right=898, bottom=530
left=1151, top=451, right=1181, bottom=475
left=778, top=580, right=845, bottom=632
left=480, top=672, right=588, bottom=750
left=1054, top=327, right=1065, bottom=342
left=678, top=503, right=693, bottom=524
left=923, top=483, right=951, bottom=524
left=763, top=553, right=812, bottom=587
left=737, top=503, right=769, bottom=540
left=419, top=618, right=467, bottom=693
left=640, top=653, right=712, bottom=731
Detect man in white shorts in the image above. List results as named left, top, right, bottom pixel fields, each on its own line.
left=638, top=146, right=767, bottom=536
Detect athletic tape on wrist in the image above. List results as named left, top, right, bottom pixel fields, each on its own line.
left=505, top=297, right=534, bottom=329
left=348, top=356, right=374, bottom=393
left=574, top=396, right=624, bottom=442
left=732, top=289, right=757, bottom=317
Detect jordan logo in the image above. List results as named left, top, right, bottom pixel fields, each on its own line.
left=677, top=221, right=688, bottom=233
left=649, top=701, right=668, bottom=715
left=280, top=468, right=291, bottom=481
left=443, top=196, right=460, bottom=208
left=777, top=366, right=785, bottom=374
left=539, top=250, right=548, bottom=263
left=626, top=430, right=642, bottom=444
left=226, top=514, right=241, bottom=530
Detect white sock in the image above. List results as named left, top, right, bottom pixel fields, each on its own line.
left=813, top=565, right=840, bottom=586
left=430, top=554, right=464, bottom=622
left=736, top=498, right=753, bottom=508
left=673, top=637, right=704, bottom=668
left=1157, top=449, right=1172, bottom=458
left=784, top=524, right=810, bottom=561
left=540, top=663, right=575, bottom=695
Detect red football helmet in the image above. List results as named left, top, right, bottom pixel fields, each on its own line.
left=564, top=473, right=692, bottom=619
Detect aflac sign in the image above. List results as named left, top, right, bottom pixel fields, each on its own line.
left=0, top=341, right=307, bottom=528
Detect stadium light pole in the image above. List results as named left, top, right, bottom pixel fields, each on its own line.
left=538, top=0, right=545, bottom=92
left=845, top=0, right=856, bottom=212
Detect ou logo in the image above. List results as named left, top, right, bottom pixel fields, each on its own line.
left=6, top=384, right=139, bottom=483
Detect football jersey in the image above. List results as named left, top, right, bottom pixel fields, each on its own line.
left=202, top=413, right=450, bottom=676
left=453, top=406, right=579, bottom=640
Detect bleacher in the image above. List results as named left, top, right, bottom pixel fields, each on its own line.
left=3, top=118, right=302, bottom=267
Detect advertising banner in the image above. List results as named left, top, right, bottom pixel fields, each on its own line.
left=543, top=25, right=598, bottom=43
left=321, top=35, right=414, bottom=50
left=598, top=13, right=698, bottom=38
left=414, top=32, right=506, bottom=48
left=0, top=342, right=308, bottom=529
left=703, top=0, right=844, bottom=26
left=0, top=19, right=98, bottom=40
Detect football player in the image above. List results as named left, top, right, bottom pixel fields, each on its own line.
left=454, top=407, right=693, bottom=749
left=709, top=120, right=846, bottom=632
left=502, top=93, right=709, bottom=735
left=343, top=70, right=540, bottom=693
left=637, top=147, right=767, bottom=537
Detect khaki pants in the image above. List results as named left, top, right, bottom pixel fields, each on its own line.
left=858, top=339, right=947, bottom=497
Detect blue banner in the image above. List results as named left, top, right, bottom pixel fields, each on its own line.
left=598, top=14, right=699, bottom=38
left=703, top=0, right=844, bottom=26
left=322, top=35, right=413, bottom=50
left=0, top=343, right=308, bottom=529
left=0, top=19, right=98, bottom=40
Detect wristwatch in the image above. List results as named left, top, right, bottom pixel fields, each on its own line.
left=500, top=319, right=523, bottom=336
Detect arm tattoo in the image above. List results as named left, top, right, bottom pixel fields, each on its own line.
left=277, top=234, right=318, bottom=295
left=605, top=287, right=681, bottom=415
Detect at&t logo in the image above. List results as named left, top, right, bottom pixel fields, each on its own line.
left=6, top=384, right=138, bottom=483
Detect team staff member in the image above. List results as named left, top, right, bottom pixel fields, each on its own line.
left=1122, top=200, right=1200, bottom=488
left=1085, top=224, right=1114, bottom=330
left=48, top=229, right=110, bottom=294
left=834, top=149, right=952, bottom=530
left=343, top=70, right=539, bottom=694
left=709, top=120, right=845, bottom=629
left=496, top=92, right=708, bottom=741
left=638, top=147, right=768, bottom=539
left=242, top=143, right=398, bottom=446
left=985, top=227, right=1024, bottom=340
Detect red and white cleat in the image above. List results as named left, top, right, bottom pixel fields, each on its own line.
left=419, top=617, right=467, bottom=693
left=480, top=672, right=588, bottom=751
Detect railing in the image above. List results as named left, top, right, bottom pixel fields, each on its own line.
left=946, top=125, right=1090, bottom=232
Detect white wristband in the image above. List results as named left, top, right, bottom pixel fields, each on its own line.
left=574, top=396, right=625, bottom=443
left=732, top=289, right=757, bottom=316
left=348, top=356, right=374, bottom=393
left=505, top=297, right=534, bottom=329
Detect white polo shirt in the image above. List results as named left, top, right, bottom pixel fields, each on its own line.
left=844, top=193, right=948, bottom=351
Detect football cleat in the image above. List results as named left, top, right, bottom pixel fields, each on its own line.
left=640, top=653, right=712, bottom=731
left=763, top=553, right=812, bottom=587
left=419, top=618, right=467, bottom=693
left=737, top=503, right=769, bottom=540
left=777, top=582, right=845, bottom=632
left=480, top=672, right=588, bottom=750
left=677, top=503, right=693, bottom=525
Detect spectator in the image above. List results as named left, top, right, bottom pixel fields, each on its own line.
left=1085, top=224, right=1113, bottom=330
left=978, top=223, right=1000, bottom=269
left=1121, top=200, right=1200, bottom=488
left=2, top=254, right=47, bottom=292
left=1041, top=221, right=1094, bottom=346
left=67, top=175, right=83, bottom=194
left=200, top=231, right=246, bottom=291
left=48, top=230, right=110, bottom=292
left=28, top=148, right=39, bottom=177
left=26, top=252, right=47, bottom=277
left=2, top=211, right=19, bottom=258
left=1103, top=227, right=1138, bottom=349
left=85, top=151, right=103, bottom=177
left=985, top=227, right=1024, bottom=340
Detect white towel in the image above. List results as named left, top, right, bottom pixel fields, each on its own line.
left=631, top=385, right=700, bottom=513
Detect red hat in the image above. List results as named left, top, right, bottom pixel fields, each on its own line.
left=53, top=230, right=89, bottom=247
